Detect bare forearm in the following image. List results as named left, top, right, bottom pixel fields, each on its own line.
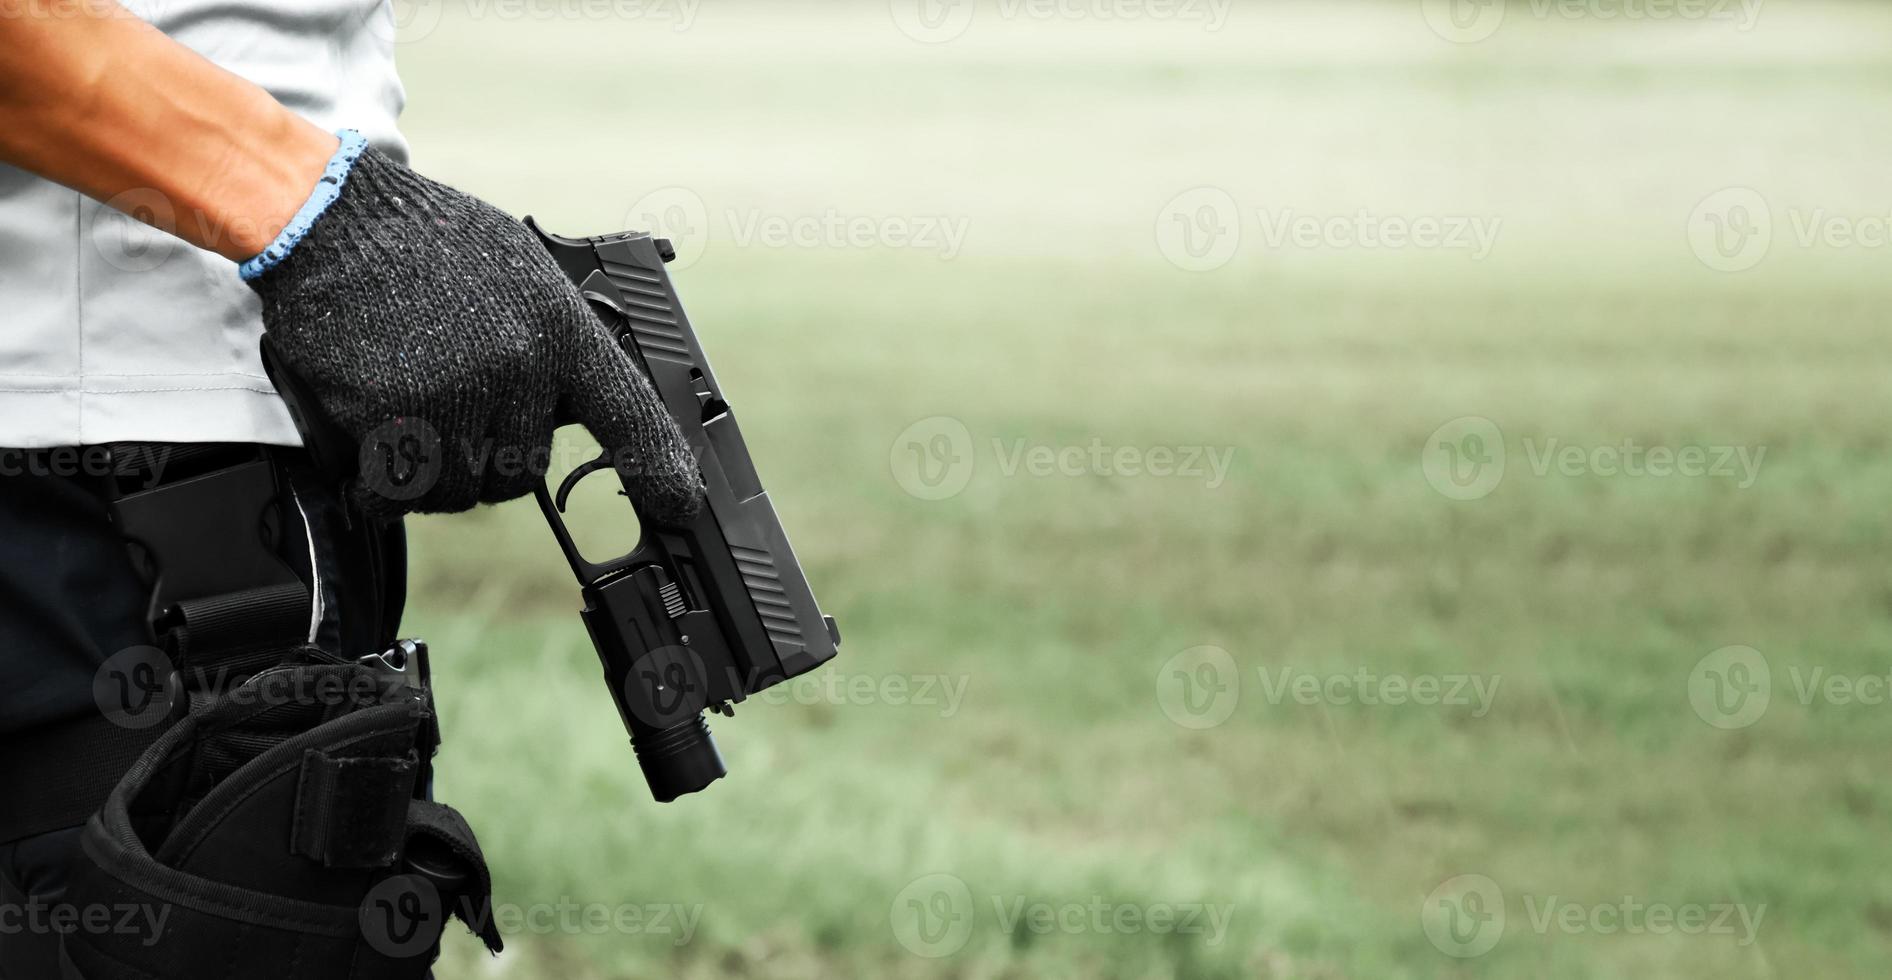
left=0, top=0, right=336, bottom=260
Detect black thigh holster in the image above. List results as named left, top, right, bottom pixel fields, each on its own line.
left=59, top=660, right=501, bottom=979
left=19, top=445, right=501, bottom=978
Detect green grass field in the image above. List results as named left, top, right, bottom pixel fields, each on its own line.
left=391, top=2, right=1892, bottom=975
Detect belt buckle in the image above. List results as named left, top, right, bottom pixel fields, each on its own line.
left=109, top=452, right=303, bottom=630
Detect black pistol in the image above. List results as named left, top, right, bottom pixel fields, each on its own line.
left=260, top=222, right=840, bottom=804
left=525, top=221, right=840, bottom=802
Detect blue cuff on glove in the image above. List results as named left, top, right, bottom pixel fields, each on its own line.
left=238, top=130, right=370, bottom=281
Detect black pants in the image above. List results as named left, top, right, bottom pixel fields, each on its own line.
left=0, top=447, right=403, bottom=979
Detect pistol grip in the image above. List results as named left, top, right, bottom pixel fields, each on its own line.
left=260, top=335, right=358, bottom=480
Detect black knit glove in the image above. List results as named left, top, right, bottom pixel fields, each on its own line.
left=244, top=135, right=703, bottom=524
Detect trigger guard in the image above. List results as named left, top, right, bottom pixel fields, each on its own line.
left=553, top=455, right=616, bottom=513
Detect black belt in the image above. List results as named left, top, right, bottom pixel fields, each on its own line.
left=0, top=445, right=317, bottom=845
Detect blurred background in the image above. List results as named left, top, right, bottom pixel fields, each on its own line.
left=390, top=0, right=1891, bottom=976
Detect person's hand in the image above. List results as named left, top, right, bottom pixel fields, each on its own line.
left=245, top=134, right=704, bottom=524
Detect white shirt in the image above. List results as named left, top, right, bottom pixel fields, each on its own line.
left=0, top=0, right=409, bottom=448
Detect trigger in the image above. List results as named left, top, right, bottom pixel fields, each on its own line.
left=554, top=455, right=615, bottom=513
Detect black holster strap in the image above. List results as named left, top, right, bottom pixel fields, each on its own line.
left=292, top=750, right=418, bottom=870
left=0, top=575, right=308, bottom=845
left=406, top=799, right=504, bottom=954
left=0, top=714, right=158, bottom=845
left=167, top=582, right=311, bottom=671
